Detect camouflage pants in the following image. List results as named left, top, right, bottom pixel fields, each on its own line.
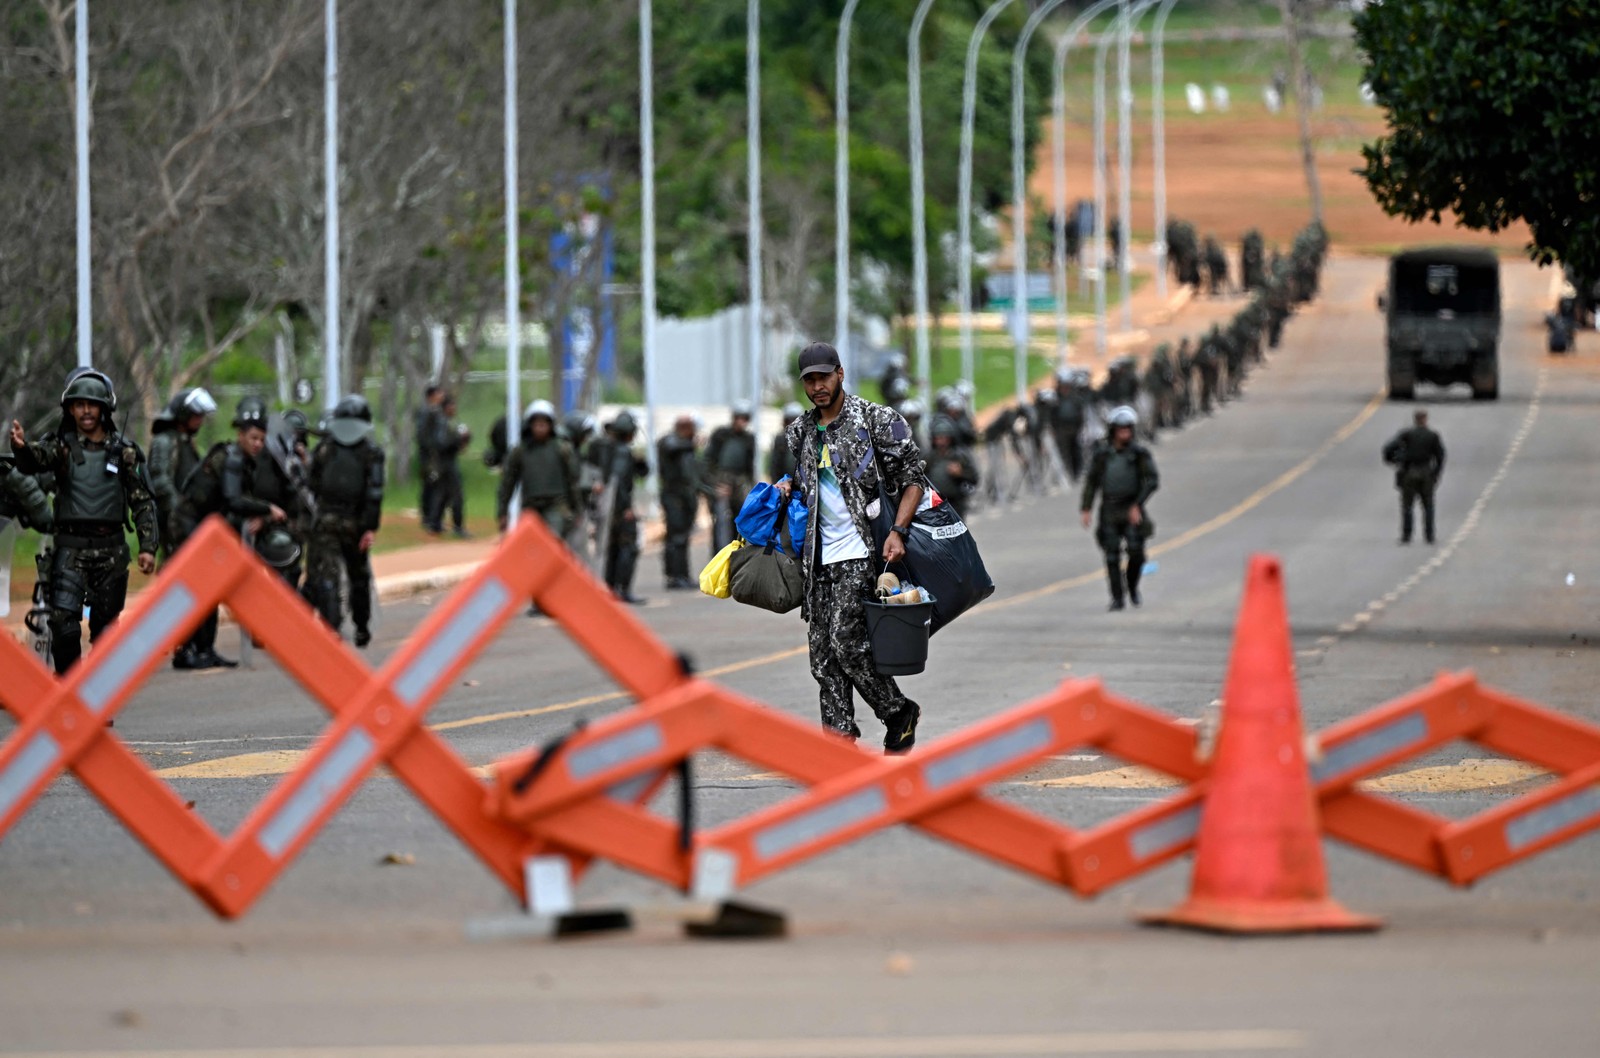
left=805, top=558, right=917, bottom=739
left=47, top=539, right=130, bottom=675
left=304, top=515, right=373, bottom=635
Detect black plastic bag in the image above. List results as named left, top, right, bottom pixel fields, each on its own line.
left=872, top=485, right=994, bottom=635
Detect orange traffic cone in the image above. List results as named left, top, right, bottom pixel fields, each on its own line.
left=1144, top=555, right=1380, bottom=934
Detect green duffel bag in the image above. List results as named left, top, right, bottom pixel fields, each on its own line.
left=729, top=504, right=805, bottom=613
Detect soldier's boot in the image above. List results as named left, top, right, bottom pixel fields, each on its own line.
left=1104, top=557, right=1126, bottom=612
left=350, top=576, right=374, bottom=648
left=47, top=609, right=83, bottom=676
left=1125, top=551, right=1145, bottom=608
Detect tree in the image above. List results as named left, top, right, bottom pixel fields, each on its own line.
left=1355, top=0, right=1600, bottom=278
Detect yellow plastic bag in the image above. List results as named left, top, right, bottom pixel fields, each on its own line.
left=699, top=539, right=744, bottom=598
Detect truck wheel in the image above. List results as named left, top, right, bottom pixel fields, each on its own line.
left=1471, top=370, right=1499, bottom=401
left=1387, top=373, right=1414, bottom=401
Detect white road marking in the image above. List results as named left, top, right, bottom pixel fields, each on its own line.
left=1, top=1029, right=1309, bottom=1058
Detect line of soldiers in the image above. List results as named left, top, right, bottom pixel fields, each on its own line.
left=2, top=368, right=386, bottom=676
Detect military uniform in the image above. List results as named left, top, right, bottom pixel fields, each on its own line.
left=433, top=409, right=468, bottom=535
left=1384, top=422, right=1446, bottom=543
left=589, top=419, right=648, bottom=602
left=785, top=391, right=926, bottom=744
left=306, top=399, right=386, bottom=645
left=13, top=374, right=159, bottom=675
left=704, top=421, right=757, bottom=552
left=415, top=400, right=446, bottom=532
left=497, top=421, right=581, bottom=539
left=926, top=428, right=979, bottom=518
left=1081, top=431, right=1159, bottom=610
left=175, top=435, right=278, bottom=666
left=253, top=425, right=312, bottom=588
left=657, top=428, right=709, bottom=589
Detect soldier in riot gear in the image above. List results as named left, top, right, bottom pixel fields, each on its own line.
left=9, top=370, right=160, bottom=675
left=172, top=396, right=287, bottom=669
left=926, top=417, right=979, bottom=517
left=703, top=401, right=757, bottom=553
left=768, top=402, right=804, bottom=481
left=148, top=387, right=217, bottom=561
left=657, top=413, right=711, bottom=590
left=1080, top=405, right=1159, bottom=612
left=306, top=395, right=386, bottom=647
left=496, top=399, right=580, bottom=538
left=590, top=411, right=648, bottom=604
left=1051, top=367, right=1089, bottom=482
left=878, top=352, right=909, bottom=408
left=253, top=407, right=314, bottom=590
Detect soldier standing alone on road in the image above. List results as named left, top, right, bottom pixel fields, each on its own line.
left=1383, top=410, right=1446, bottom=545
left=1081, top=405, right=1159, bottom=611
left=9, top=370, right=160, bottom=675
left=306, top=396, right=386, bottom=647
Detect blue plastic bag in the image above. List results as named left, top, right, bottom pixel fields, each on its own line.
left=734, top=479, right=808, bottom=558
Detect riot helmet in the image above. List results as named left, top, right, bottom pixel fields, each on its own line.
left=898, top=398, right=925, bottom=422
left=254, top=524, right=303, bottom=571
left=730, top=399, right=754, bottom=421
left=610, top=410, right=638, bottom=438
left=327, top=394, right=374, bottom=445
left=1107, top=405, right=1138, bottom=429
left=560, top=411, right=596, bottom=444
left=180, top=387, right=218, bottom=418
left=780, top=401, right=804, bottom=423
left=523, top=398, right=556, bottom=426
left=60, top=369, right=117, bottom=413
left=930, top=416, right=959, bottom=441
left=281, top=408, right=310, bottom=438
left=233, top=396, right=269, bottom=430
left=1036, top=386, right=1059, bottom=404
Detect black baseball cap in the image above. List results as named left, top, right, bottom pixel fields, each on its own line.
left=797, top=342, right=842, bottom=378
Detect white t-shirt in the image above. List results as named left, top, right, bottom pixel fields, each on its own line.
left=816, top=431, right=870, bottom=565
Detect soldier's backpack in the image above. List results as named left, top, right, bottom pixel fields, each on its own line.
left=317, top=440, right=369, bottom=509
left=181, top=442, right=230, bottom=515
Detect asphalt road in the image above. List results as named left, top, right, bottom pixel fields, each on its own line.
left=4, top=256, right=1600, bottom=1058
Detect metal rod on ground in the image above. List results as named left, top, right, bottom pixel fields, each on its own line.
left=1010, top=0, right=1078, bottom=402
left=1051, top=0, right=1123, bottom=364
left=958, top=0, right=1021, bottom=394
left=907, top=0, right=938, bottom=414
left=1151, top=0, right=1180, bottom=301
left=74, top=0, right=91, bottom=369
left=323, top=0, right=340, bottom=408
left=640, top=0, right=660, bottom=487
left=834, top=0, right=863, bottom=379
left=503, top=0, right=522, bottom=524
left=746, top=0, right=763, bottom=455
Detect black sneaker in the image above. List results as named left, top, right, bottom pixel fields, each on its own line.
left=353, top=627, right=371, bottom=648
left=884, top=704, right=920, bottom=755
left=172, top=648, right=203, bottom=671
left=1129, top=588, right=1142, bottom=607
left=1109, top=598, right=1126, bottom=612
left=201, top=651, right=238, bottom=669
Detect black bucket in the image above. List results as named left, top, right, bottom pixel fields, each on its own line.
left=863, top=592, right=936, bottom=676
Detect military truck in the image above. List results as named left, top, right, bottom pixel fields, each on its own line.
left=1382, top=247, right=1501, bottom=400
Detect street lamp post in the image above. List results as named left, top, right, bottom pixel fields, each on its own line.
left=1150, top=0, right=1181, bottom=301
left=1049, top=0, right=1122, bottom=361
left=503, top=0, right=521, bottom=475
left=957, top=0, right=1021, bottom=393
left=834, top=0, right=863, bottom=377
left=907, top=0, right=937, bottom=413
left=640, top=0, right=660, bottom=485
left=323, top=0, right=340, bottom=408
left=1116, top=0, right=1134, bottom=332
left=747, top=0, right=763, bottom=452
left=1008, top=0, right=1077, bottom=402
left=1090, top=0, right=1156, bottom=357
left=74, top=0, right=91, bottom=369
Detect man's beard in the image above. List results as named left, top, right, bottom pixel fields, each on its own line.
left=808, top=379, right=842, bottom=409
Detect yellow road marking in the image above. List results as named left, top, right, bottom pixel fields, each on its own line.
left=152, top=394, right=1382, bottom=781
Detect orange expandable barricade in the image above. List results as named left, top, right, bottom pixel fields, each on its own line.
left=0, top=515, right=684, bottom=917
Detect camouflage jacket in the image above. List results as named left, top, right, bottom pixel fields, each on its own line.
left=14, top=429, right=159, bottom=554
left=785, top=393, right=927, bottom=567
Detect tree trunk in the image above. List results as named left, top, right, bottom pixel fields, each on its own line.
left=1278, top=0, right=1324, bottom=224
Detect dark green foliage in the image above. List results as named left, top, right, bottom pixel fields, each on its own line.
left=1355, top=0, right=1600, bottom=277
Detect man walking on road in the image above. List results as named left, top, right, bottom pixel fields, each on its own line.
left=1081, top=405, right=1159, bottom=611
left=776, top=342, right=926, bottom=754
left=1383, top=410, right=1446, bottom=544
